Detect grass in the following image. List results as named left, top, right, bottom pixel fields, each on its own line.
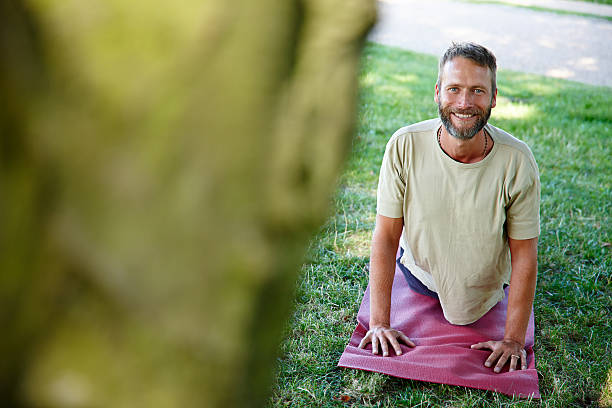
left=459, top=0, right=612, bottom=21
left=580, top=0, right=612, bottom=4
left=269, top=43, right=612, bottom=407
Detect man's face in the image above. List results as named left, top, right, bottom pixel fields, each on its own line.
left=435, top=57, right=497, bottom=140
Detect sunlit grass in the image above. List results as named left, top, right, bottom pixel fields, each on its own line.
left=600, top=369, right=612, bottom=407
left=492, top=97, right=537, bottom=120
left=270, top=43, right=611, bottom=407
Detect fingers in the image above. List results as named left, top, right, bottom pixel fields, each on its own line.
left=398, top=332, right=416, bottom=348
left=494, top=353, right=511, bottom=373
left=509, top=354, right=519, bottom=372
left=484, top=348, right=502, bottom=369
left=476, top=340, right=528, bottom=373
left=382, top=329, right=416, bottom=355
left=508, top=350, right=528, bottom=372
left=379, top=332, right=390, bottom=356
left=385, top=332, right=403, bottom=356
left=358, top=332, right=371, bottom=349
left=358, top=328, right=414, bottom=356
left=470, top=341, right=492, bottom=350
left=371, top=332, right=379, bottom=355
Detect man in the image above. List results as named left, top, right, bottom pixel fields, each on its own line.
left=358, top=42, right=540, bottom=374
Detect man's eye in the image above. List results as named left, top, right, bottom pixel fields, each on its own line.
left=474, top=89, right=484, bottom=94
left=449, top=87, right=458, bottom=92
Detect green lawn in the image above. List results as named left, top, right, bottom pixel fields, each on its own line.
left=460, top=0, right=612, bottom=21
left=269, top=43, right=612, bottom=407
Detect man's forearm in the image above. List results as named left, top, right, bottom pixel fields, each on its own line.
left=368, top=215, right=403, bottom=328
left=369, top=236, right=398, bottom=327
left=504, top=238, right=538, bottom=344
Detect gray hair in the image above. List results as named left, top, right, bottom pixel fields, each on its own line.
left=437, top=42, right=497, bottom=92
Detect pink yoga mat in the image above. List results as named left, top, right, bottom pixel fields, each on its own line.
left=338, top=262, right=540, bottom=399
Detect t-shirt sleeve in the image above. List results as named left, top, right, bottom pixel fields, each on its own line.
left=506, top=152, right=541, bottom=240
left=376, top=134, right=407, bottom=218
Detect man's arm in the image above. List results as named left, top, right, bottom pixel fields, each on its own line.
left=471, top=237, right=538, bottom=372
left=358, top=214, right=415, bottom=356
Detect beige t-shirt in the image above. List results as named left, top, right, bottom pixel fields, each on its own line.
left=377, top=118, right=540, bottom=325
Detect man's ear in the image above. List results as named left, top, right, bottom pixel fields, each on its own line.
left=491, top=87, right=497, bottom=108
left=434, top=83, right=440, bottom=104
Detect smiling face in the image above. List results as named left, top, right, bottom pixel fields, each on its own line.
left=435, top=56, right=497, bottom=140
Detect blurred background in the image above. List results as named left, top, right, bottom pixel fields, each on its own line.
left=370, top=0, right=612, bottom=87
left=0, top=0, right=375, bottom=406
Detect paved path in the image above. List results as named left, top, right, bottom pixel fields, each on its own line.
left=369, top=0, right=612, bottom=87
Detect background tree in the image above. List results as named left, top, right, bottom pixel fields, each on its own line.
left=0, top=0, right=375, bottom=406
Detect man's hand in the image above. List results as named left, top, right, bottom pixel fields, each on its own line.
left=471, top=339, right=527, bottom=373
left=471, top=237, right=536, bottom=373
left=358, top=326, right=415, bottom=356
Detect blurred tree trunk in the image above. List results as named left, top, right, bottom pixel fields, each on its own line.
left=0, top=0, right=375, bottom=406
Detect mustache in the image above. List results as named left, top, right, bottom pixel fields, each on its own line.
left=450, top=109, right=484, bottom=115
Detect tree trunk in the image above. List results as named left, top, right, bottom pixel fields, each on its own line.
left=0, top=0, right=375, bottom=406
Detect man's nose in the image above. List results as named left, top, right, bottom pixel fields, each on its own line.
left=456, top=91, right=473, bottom=108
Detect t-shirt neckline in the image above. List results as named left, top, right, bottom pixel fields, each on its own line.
left=435, top=122, right=498, bottom=168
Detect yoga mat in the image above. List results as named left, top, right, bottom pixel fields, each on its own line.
left=338, top=261, right=540, bottom=399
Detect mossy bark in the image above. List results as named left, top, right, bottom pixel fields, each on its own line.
left=0, top=0, right=375, bottom=406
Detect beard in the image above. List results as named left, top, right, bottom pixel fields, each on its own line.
left=438, top=101, right=492, bottom=140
